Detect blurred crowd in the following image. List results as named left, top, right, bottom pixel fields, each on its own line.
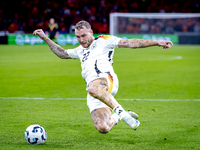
left=118, top=17, right=200, bottom=34
left=0, top=0, right=199, bottom=34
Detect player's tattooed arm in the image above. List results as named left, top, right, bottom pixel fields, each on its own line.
left=118, top=39, right=158, bottom=49
left=33, top=29, right=71, bottom=59
left=44, top=38, right=71, bottom=59
left=118, top=39, right=173, bottom=49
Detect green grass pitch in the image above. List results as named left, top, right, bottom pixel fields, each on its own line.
left=0, top=44, right=200, bottom=149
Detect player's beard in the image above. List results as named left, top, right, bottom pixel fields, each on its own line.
left=81, top=39, right=93, bottom=48
left=81, top=42, right=89, bottom=48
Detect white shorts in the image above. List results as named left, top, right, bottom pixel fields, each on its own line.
left=87, top=72, right=119, bottom=113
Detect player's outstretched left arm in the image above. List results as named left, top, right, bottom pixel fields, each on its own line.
left=33, top=29, right=71, bottom=59
left=118, top=39, right=173, bottom=49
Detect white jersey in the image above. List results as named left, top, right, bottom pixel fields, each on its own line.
left=67, top=35, right=121, bottom=85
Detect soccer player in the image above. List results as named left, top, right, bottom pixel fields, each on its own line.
left=48, top=18, right=58, bottom=42
left=33, top=20, right=173, bottom=134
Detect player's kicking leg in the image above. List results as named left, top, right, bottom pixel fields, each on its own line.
left=113, top=105, right=140, bottom=130
left=88, top=77, right=140, bottom=131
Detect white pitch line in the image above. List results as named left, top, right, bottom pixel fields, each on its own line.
left=115, top=56, right=182, bottom=62
left=119, top=98, right=200, bottom=101
left=0, top=97, right=200, bottom=101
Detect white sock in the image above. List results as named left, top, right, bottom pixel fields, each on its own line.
left=111, top=113, right=121, bottom=125
left=112, top=105, right=127, bottom=119
left=113, top=105, right=124, bottom=115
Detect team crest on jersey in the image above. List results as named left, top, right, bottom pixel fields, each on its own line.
left=91, top=42, right=97, bottom=50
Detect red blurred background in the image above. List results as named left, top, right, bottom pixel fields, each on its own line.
left=0, top=0, right=199, bottom=34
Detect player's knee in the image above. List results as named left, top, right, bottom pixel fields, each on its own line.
left=96, top=123, right=110, bottom=134
left=88, top=86, right=108, bottom=100
left=88, top=87, right=99, bottom=98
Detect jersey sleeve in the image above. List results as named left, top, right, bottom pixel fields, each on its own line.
left=67, top=48, right=79, bottom=59
left=99, top=35, right=121, bottom=49
left=108, top=35, right=121, bottom=48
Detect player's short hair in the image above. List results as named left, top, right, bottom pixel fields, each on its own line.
left=75, top=21, right=91, bottom=30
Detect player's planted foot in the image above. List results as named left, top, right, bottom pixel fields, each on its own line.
left=113, top=106, right=140, bottom=130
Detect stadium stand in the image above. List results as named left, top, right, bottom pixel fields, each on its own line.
left=0, top=0, right=199, bottom=33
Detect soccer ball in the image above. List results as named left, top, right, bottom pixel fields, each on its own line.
left=24, top=124, right=47, bottom=145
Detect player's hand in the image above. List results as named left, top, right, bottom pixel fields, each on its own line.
left=157, top=41, right=173, bottom=49
left=33, top=29, right=47, bottom=40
